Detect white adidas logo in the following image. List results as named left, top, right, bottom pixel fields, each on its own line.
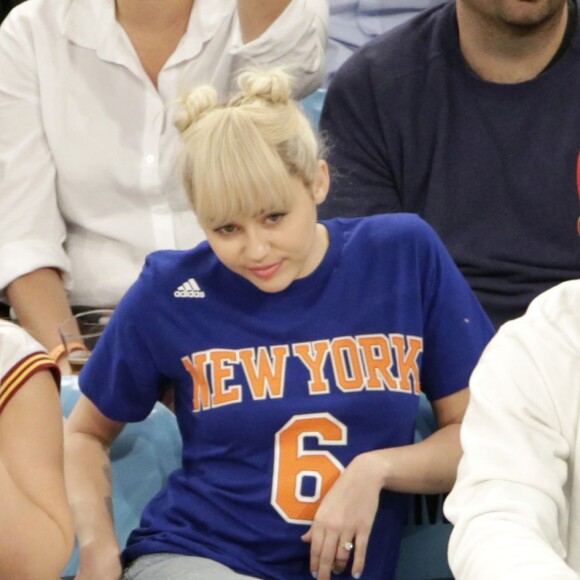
left=174, top=278, right=206, bottom=299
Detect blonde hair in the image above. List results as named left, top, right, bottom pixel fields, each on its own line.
left=175, top=69, right=323, bottom=228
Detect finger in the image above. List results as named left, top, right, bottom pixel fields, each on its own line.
left=331, top=556, right=348, bottom=576
left=308, top=526, right=326, bottom=577
left=315, top=530, right=340, bottom=580
left=332, top=538, right=354, bottom=574
left=301, top=528, right=313, bottom=543
left=336, top=538, right=354, bottom=560
left=351, top=533, right=369, bottom=579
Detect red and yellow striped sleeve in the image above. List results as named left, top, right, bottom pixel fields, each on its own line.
left=0, top=352, right=60, bottom=415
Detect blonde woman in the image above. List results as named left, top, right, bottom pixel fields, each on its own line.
left=65, top=70, right=494, bottom=580
left=0, top=321, right=73, bottom=579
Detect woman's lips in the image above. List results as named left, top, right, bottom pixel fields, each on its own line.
left=248, top=261, right=283, bottom=280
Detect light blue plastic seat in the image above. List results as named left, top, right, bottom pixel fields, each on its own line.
left=394, top=394, right=454, bottom=579
left=301, top=88, right=327, bottom=130
left=60, top=376, right=182, bottom=578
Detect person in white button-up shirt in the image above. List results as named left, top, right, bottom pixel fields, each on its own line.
left=0, top=0, right=328, bottom=371
left=444, top=195, right=580, bottom=578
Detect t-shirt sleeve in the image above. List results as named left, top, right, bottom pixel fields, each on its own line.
left=319, top=46, right=402, bottom=219
left=414, top=219, right=495, bottom=400
left=0, top=321, right=59, bottom=414
left=78, top=259, right=165, bottom=422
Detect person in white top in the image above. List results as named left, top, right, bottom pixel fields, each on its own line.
left=0, top=320, right=74, bottom=578
left=0, top=0, right=328, bottom=371
left=444, top=184, right=580, bottom=578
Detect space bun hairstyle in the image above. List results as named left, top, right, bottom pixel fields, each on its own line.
left=175, top=69, right=322, bottom=228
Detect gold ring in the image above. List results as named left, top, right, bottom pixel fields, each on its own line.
left=341, top=541, right=354, bottom=551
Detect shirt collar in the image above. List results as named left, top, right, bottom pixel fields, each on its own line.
left=61, top=0, right=232, bottom=67
left=62, top=0, right=131, bottom=66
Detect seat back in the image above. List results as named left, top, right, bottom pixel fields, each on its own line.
left=394, top=394, right=454, bottom=579
left=395, top=492, right=454, bottom=579
left=60, top=377, right=182, bottom=577
left=301, top=88, right=327, bottom=130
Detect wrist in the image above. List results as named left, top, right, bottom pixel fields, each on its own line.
left=78, top=535, right=121, bottom=565
left=49, top=341, right=86, bottom=363
left=349, top=451, right=389, bottom=491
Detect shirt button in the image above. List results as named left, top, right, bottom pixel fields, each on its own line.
left=145, top=155, right=155, bottom=165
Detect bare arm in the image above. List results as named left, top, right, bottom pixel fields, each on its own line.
left=64, top=395, right=126, bottom=580
left=305, top=387, right=469, bottom=580
left=237, top=0, right=292, bottom=43
left=0, top=369, right=74, bottom=579
left=364, top=387, right=468, bottom=494
left=7, top=268, right=76, bottom=372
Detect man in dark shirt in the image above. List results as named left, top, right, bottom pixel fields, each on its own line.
left=320, top=0, right=580, bottom=328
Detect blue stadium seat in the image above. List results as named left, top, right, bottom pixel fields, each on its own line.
left=301, top=88, right=327, bottom=130
left=60, top=376, right=182, bottom=578
left=394, top=394, right=454, bottom=579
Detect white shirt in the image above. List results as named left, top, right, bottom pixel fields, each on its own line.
left=0, top=0, right=328, bottom=306
left=444, top=281, right=580, bottom=579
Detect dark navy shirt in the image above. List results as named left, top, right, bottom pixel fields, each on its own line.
left=320, top=1, right=580, bottom=328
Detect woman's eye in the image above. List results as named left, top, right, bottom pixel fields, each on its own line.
left=266, top=213, right=285, bottom=224
left=216, top=224, right=237, bottom=235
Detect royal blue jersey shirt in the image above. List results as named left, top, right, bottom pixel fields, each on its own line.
left=80, top=215, right=494, bottom=579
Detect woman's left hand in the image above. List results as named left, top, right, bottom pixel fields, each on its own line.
left=301, top=452, right=384, bottom=580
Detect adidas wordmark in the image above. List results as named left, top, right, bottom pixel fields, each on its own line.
left=174, top=278, right=206, bottom=298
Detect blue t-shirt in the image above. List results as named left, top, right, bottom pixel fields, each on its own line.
left=320, top=1, right=580, bottom=328
left=80, top=215, right=493, bottom=580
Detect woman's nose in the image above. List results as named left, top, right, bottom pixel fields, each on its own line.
left=244, top=228, right=270, bottom=261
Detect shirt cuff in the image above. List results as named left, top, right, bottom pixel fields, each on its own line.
left=0, top=239, right=71, bottom=294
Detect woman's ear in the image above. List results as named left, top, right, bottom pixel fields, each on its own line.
left=313, top=160, right=330, bottom=205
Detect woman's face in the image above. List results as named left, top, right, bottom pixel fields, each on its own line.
left=204, top=162, right=330, bottom=293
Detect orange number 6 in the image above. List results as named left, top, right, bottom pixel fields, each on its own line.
left=271, top=413, right=347, bottom=524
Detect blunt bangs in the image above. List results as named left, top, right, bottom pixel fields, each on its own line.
left=188, top=109, right=299, bottom=228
